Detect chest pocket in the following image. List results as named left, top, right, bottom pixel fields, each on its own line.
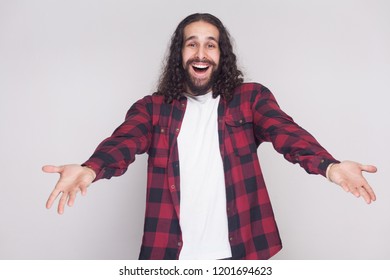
left=225, top=110, right=256, bottom=156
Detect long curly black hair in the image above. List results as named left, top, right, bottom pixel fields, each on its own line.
left=156, top=13, right=243, bottom=103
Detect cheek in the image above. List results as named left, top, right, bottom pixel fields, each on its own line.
left=211, top=51, right=221, bottom=65
left=213, top=57, right=220, bottom=68
left=214, top=56, right=220, bottom=65
left=182, top=51, right=190, bottom=67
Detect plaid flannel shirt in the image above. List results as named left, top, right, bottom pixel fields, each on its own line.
left=83, top=82, right=339, bottom=260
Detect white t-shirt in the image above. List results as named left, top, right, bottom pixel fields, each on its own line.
left=177, top=92, right=232, bottom=260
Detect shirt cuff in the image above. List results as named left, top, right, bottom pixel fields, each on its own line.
left=81, top=161, right=103, bottom=182
left=318, top=158, right=340, bottom=177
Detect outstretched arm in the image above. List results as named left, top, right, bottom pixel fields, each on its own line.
left=43, top=164, right=96, bottom=214
left=43, top=96, right=154, bottom=214
left=326, top=161, right=377, bottom=204
left=250, top=84, right=377, bottom=203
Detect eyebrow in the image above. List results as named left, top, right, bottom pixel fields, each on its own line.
left=184, top=35, right=219, bottom=43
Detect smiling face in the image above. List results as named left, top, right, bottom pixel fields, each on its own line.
left=182, top=21, right=221, bottom=96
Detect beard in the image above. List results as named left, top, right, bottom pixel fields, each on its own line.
left=183, top=58, right=220, bottom=96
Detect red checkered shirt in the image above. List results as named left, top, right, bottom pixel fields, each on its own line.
left=83, top=83, right=339, bottom=259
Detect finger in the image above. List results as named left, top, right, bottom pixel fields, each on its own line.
left=363, top=183, right=376, bottom=202
left=352, top=187, right=361, bottom=198
left=42, top=165, right=63, bottom=174
left=359, top=187, right=373, bottom=204
left=345, top=183, right=360, bottom=197
left=46, top=189, right=61, bottom=209
left=46, top=178, right=67, bottom=209
left=67, top=191, right=77, bottom=207
left=79, top=183, right=89, bottom=196
left=58, top=192, right=68, bottom=215
left=360, top=164, right=378, bottom=173
left=357, top=175, right=376, bottom=202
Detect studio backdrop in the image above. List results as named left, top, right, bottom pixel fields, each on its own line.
left=0, top=0, right=389, bottom=259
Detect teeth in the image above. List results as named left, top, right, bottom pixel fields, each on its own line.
left=193, top=64, right=208, bottom=69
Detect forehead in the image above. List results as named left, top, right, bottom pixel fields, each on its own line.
left=183, top=21, right=219, bottom=41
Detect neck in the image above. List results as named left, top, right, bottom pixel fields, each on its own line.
left=185, top=86, right=212, bottom=97
left=185, top=90, right=212, bottom=98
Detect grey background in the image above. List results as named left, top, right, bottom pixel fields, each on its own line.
left=1, top=0, right=389, bottom=259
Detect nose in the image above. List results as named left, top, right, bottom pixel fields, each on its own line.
left=195, top=45, right=206, bottom=60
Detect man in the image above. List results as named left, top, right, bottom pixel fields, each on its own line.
left=43, top=13, right=377, bottom=260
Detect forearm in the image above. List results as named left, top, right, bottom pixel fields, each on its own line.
left=82, top=97, right=152, bottom=181
left=253, top=86, right=339, bottom=176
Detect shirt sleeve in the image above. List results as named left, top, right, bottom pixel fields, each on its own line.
left=252, top=85, right=340, bottom=176
left=82, top=96, right=153, bottom=181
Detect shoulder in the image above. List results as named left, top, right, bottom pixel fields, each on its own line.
left=233, top=82, right=272, bottom=99
left=229, top=82, right=272, bottom=106
left=134, top=94, right=165, bottom=105
left=130, top=94, right=165, bottom=112
left=233, top=82, right=270, bottom=94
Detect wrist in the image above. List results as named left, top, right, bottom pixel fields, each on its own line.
left=82, top=165, right=97, bottom=181
left=326, top=163, right=336, bottom=182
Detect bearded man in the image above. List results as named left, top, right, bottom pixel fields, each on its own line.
left=43, top=13, right=377, bottom=260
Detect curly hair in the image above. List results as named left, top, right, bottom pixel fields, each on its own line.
left=156, top=13, right=243, bottom=103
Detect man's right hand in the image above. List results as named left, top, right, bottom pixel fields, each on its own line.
left=42, top=164, right=96, bottom=214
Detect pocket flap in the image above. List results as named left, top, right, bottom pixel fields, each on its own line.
left=225, top=110, right=253, bottom=126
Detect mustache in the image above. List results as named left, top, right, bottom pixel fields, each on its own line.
left=185, top=58, right=217, bottom=68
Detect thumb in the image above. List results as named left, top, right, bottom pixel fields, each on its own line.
left=360, top=164, right=378, bottom=173
left=42, top=165, right=63, bottom=174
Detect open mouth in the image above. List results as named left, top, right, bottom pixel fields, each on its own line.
left=191, top=63, right=210, bottom=74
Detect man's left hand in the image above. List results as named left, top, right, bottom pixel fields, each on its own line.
left=327, top=161, right=377, bottom=204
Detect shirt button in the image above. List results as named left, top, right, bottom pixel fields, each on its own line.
left=170, top=185, right=175, bottom=190
left=229, top=237, right=233, bottom=241
left=178, top=241, right=182, bottom=247
left=321, top=159, right=325, bottom=163
left=239, top=119, right=243, bottom=124
left=175, top=128, right=180, bottom=133
left=161, top=128, right=165, bottom=133
left=181, top=103, right=185, bottom=108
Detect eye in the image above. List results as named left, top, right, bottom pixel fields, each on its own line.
left=207, top=43, right=217, bottom=49
left=187, top=42, right=197, bottom=48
